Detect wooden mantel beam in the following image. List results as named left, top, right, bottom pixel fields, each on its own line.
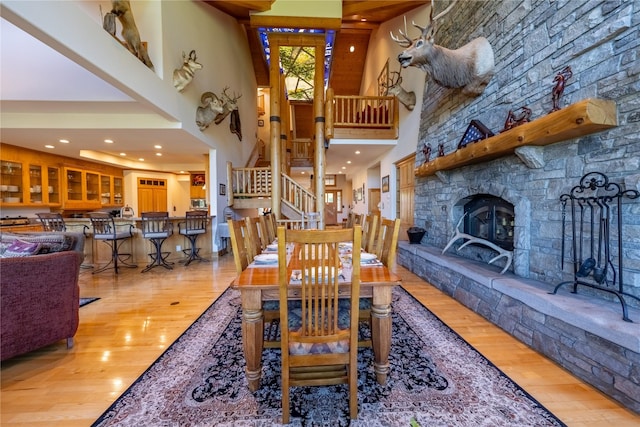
left=415, top=98, right=617, bottom=177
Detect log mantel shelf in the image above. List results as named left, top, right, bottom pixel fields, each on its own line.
left=415, top=98, right=617, bottom=177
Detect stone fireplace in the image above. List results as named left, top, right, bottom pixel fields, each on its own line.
left=463, top=195, right=514, bottom=251
left=395, top=0, right=640, bottom=414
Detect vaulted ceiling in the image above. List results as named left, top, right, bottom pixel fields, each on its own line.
left=204, top=1, right=428, bottom=94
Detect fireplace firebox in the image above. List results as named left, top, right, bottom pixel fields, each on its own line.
left=464, top=195, right=515, bottom=251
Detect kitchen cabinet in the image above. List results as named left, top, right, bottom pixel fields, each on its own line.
left=1, top=161, right=24, bottom=204
left=62, top=167, right=101, bottom=209
left=1, top=144, right=124, bottom=210
left=100, top=175, right=124, bottom=207
left=0, top=161, right=60, bottom=207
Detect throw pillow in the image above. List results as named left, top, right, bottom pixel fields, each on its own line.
left=0, top=233, right=75, bottom=254
left=1, top=240, right=41, bottom=258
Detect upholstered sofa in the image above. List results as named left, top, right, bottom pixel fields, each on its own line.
left=0, top=232, right=85, bottom=361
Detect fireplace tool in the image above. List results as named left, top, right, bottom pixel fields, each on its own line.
left=551, top=172, right=639, bottom=322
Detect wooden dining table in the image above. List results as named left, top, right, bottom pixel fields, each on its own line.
left=231, top=245, right=402, bottom=392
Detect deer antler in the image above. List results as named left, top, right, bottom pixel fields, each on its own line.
left=431, top=0, right=458, bottom=22
left=388, top=70, right=402, bottom=87
left=390, top=16, right=413, bottom=47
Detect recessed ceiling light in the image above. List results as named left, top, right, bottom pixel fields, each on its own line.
left=180, top=170, right=186, bottom=174
left=59, top=139, right=69, bottom=143
left=156, top=153, right=162, bottom=156
left=349, top=45, right=355, bottom=53
left=347, top=160, right=352, bottom=164
left=342, top=166, right=346, bottom=169
left=104, top=139, right=113, bottom=144
left=360, top=18, right=367, bottom=22
left=301, top=171, right=305, bottom=174
left=355, top=150, right=361, bottom=154
left=138, top=158, right=145, bottom=161
left=120, top=152, right=126, bottom=156
left=45, top=144, right=55, bottom=149
left=154, top=144, right=162, bottom=149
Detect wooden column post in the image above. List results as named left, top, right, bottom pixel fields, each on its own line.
left=314, top=39, right=326, bottom=230
left=269, top=38, right=281, bottom=219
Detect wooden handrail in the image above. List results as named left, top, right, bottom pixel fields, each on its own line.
left=229, top=165, right=271, bottom=196
left=281, top=173, right=316, bottom=214
left=325, top=89, right=399, bottom=139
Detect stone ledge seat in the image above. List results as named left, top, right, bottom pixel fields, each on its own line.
left=398, top=241, right=640, bottom=413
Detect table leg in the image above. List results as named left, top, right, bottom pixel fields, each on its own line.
left=240, top=289, right=263, bottom=391
left=371, top=287, right=392, bottom=385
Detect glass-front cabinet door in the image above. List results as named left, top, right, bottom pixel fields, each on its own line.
left=86, top=172, right=100, bottom=203
left=113, top=176, right=123, bottom=206
left=66, top=168, right=83, bottom=202
left=101, top=175, right=112, bottom=205
left=28, top=164, right=43, bottom=204
left=1, top=161, right=24, bottom=204
left=47, top=167, right=60, bottom=205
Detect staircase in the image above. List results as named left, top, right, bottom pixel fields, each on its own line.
left=227, top=161, right=316, bottom=225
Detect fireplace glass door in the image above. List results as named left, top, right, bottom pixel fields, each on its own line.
left=464, top=195, right=515, bottom=250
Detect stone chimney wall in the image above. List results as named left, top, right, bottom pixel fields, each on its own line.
left=412, top=0, right=640, bottom=302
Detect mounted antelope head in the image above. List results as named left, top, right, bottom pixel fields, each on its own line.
left=382, top=70, right=416, bottom=111
left=173, top=50, right=202, bottom=92
left=391, top=0, right=495, bottom=97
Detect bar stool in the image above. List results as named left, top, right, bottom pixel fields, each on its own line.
left=178, top=211, right=209, bottom=266
left=36, top=212, right=66, bottom=231
left=88, top=213, right=137, bottom=274
left=140, top=212, right=173, bottom=272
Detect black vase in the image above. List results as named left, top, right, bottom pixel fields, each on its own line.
left=407, top=228, right=426, bottom=244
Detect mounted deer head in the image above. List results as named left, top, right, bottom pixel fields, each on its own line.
left=214, top=86, right=242, bottom=125
left=382, top=70, right=416, bottom=110
left=391, top=0, right=495, bottom=96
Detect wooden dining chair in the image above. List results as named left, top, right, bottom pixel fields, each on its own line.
left=375, top=218, right=401, bottom=271
left=362, top=213, right=378, bottom=253
left=245, top=217, right=264, bottom=261
left=254, top=216, right=270, bottom=249
left=227, top=218, right=251, bottom=275
left=277, top=225, right=361, bottom=423
left=266, top=213, right=277, bottom=241
left=228, top=218, right=280, bottom=347
left=258, top=215, right=273, bottom=244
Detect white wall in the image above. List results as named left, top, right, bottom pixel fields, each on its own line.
left=2, top=0, right=259, bottom=232
left=353, top=3, right=430, bottom=221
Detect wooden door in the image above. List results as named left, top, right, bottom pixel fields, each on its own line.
left=369, top=188, right=381, bottom=217
left=324, top=190, right=338, bottom=226
left=396, top=154, right=416, bottom=241
left=137, top=178, right=168, bottom=213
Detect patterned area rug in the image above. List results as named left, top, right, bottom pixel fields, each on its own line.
left=92, top=288, right=566, bottom=426
left=79, top=297, right=100, bottom=307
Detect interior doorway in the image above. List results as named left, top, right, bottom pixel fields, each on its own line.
left=324, top=190, right=340, bottom=225
left=369, top=188, right=381, bottom=218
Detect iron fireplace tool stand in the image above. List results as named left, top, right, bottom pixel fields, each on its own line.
left=551, top=172, right=640, bottom=322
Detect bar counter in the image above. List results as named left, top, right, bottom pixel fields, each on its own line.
left=62, top=216, right=215, bottom=267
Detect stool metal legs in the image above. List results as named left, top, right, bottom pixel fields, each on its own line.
left=142, top=237, right=173, bottom=273
left=93, top=237, right=137, bottom=274
left=181, top=233, right=209, bottom=266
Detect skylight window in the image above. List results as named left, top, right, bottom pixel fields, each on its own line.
left=258, top=27, right=335, bottom=98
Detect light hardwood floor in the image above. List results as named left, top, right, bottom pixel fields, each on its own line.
left=1, top=254, right=638, bottom=426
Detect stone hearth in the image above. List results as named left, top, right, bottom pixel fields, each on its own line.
left=397, top=241, right=640, bottom=413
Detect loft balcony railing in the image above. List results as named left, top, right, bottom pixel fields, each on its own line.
left=325, top=88, right=399, bottom=140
